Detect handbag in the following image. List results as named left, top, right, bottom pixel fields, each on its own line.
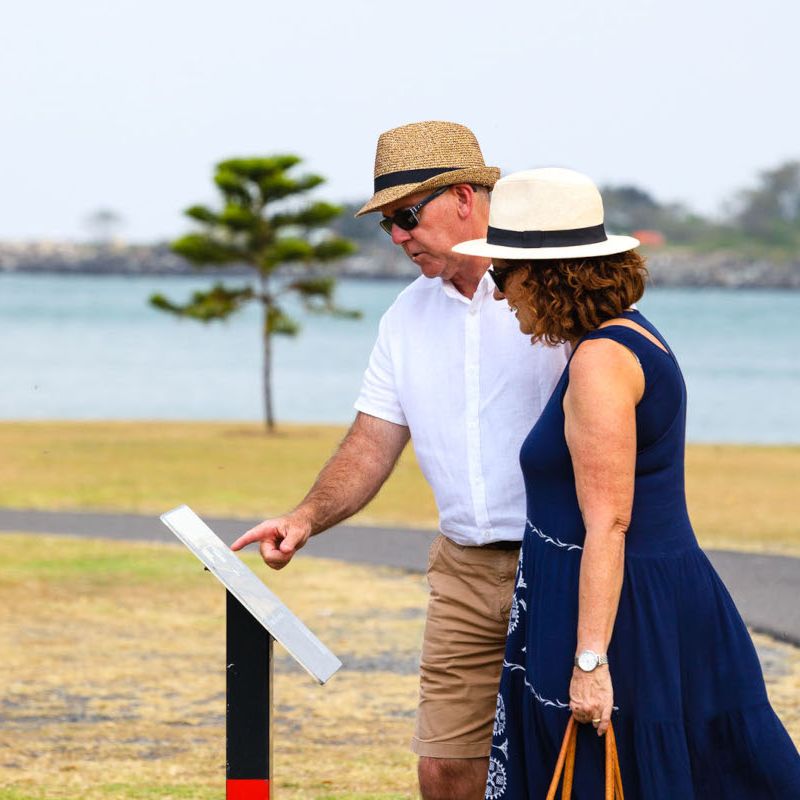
left=545, top=716, right=624, bottom=800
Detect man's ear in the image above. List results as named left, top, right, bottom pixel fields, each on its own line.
left=451, top=184, right=476, bottom=221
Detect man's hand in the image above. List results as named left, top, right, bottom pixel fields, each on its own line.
left=230, top=515, right=311, bottom=570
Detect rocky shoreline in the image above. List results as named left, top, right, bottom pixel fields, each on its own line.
left=1, top=241, right=799, bottom=288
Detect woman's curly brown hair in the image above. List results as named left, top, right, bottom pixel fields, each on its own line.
left=513, top=250, right=648, bottom=345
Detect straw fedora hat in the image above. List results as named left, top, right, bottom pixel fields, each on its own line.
left=356, top=121, right=500, bottom=216
left=452, top=168, right=640, bottom=259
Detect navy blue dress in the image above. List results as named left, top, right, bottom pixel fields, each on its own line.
left=485, top=311, right=800, bottom=799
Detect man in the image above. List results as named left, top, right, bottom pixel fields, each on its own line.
left=232, top=121, right=568, bottom=800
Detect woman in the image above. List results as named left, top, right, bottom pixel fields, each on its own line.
left=453, top=168, right=800, bottom=799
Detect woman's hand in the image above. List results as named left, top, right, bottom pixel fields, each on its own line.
left=569, top=666, right=613, bottom=737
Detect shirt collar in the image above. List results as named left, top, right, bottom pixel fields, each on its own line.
left=440, top=267, right=495, bottom=304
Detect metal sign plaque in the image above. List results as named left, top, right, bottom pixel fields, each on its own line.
left=161, top=504, right=341, bottom=684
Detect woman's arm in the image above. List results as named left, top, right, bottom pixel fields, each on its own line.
left=563, top=336, right=644, bottom=736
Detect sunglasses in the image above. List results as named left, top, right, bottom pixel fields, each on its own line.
left=379, top=186, right=449, bottom=235
left=488, top=262, right=527, bottom=293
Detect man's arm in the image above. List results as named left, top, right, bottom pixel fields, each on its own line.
left=230, top=412, right=410, bottom=569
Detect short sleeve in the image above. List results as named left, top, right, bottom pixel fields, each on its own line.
left=354, top=312, right=408, bottom=426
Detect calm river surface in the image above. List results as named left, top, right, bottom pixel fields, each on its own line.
left=1, top=273, right=798, bottom=444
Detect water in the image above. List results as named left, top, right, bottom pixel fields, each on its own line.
left=0, top=273, right=798, bottom=444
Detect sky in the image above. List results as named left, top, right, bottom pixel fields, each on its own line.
left=1, top=0, right=797, bottom=242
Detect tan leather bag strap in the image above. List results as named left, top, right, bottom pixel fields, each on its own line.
left=605, top=722, right=624, bottom=800
left=546, top=717, right=624, bottom=800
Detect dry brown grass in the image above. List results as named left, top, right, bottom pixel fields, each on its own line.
left=0, top=422, right=798, bottom=555
left=0, top=534, right=797, bottom=800
left=0, top=534, right=426, bottom=800
left=685, top=444, right=800, bottom=554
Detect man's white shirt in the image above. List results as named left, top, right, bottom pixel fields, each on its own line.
left=355, top=272, right=569, bottom=546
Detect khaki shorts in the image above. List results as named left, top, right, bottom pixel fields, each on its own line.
left=411, top=535, right=519, bottom=759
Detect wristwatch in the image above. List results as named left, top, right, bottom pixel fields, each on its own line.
left=574, top=649, right=608, bottom=672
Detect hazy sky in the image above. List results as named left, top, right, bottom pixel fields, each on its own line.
left=2, top=0, right=797, bottom=242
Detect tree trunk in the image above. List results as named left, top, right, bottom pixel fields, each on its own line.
left=261, top=292, right=274, bottom=434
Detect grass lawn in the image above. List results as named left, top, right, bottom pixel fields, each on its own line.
left=0, top=421, right=437, bottom=530
left=0, top=534, right=427, bottom=800
left=0, top=534, right=798, bottom=800
left=0, top=421, right=798, bottom=554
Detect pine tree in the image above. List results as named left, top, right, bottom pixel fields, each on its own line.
left=151, top=155, right=358, bottom=432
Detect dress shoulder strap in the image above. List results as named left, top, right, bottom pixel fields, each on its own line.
left=578, top=311, right=675, bottom=366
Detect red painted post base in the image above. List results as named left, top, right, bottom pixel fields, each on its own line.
left=226, top=778, right=270, bottom=799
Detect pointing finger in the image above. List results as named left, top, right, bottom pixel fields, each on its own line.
left=230, top=523, right=278, bottom=551
left=230, top=530, right=260, bottom=551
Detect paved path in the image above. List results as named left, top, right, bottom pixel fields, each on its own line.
left=1, top=507, right=798, bottom=646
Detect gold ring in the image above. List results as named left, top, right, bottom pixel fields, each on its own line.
left=592, top=718, right=602, bottom=723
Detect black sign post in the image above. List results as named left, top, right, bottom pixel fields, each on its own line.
left=227, top=591, right=272, bottom=799
left=160, top=505, right=341, bottom=800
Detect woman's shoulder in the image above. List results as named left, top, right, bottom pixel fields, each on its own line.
left=567, top=334, right=645, bottom=404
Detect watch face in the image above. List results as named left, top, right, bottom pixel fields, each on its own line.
left=577, top=651, right=598, bottom=671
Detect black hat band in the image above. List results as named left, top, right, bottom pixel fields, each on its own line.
left=487, top=223, right=607, bottom=249
left=374, top=167, right=462, bottom=192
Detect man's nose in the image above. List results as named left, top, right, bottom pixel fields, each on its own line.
left=391, top=225, right=412, bottom=245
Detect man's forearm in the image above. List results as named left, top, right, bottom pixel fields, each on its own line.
left=292, top=413, right=410, bottom=536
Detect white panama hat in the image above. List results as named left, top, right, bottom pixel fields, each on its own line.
left=452, top=167, right=640, bottom=260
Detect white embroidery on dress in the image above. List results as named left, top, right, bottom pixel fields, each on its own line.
left=527, top=520, right=583, bottom=551
left=503, top=659, right=570, bottom=709
left=503, top=659, right=621, bottom=714
left=516, top=559, right=527, bottom=590
left=493, top=693, right=506, bottom=738
left=492, top=738, right=509, bottom=759
left=507, top=595, right=520, bottom=635
left=485, top=757, right=507, bottom=799
left=515, top=546, right=527, bottom=590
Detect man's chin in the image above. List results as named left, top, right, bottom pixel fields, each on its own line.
left=410, top=254, right=446, bottom=279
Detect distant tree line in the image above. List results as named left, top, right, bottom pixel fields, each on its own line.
left=602, top=160, right=800, bottom=257
left=329, top=159, right=800, bottom=259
